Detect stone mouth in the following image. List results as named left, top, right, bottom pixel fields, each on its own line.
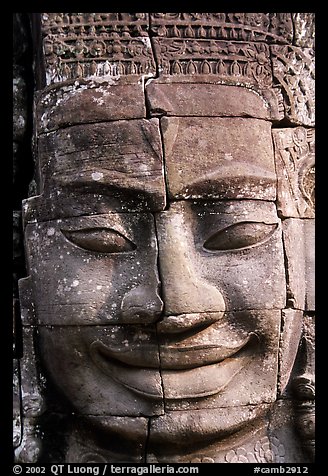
left=89, top=332, right=259, bottom=400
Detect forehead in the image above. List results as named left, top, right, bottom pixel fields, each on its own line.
left=24, top=82, right=278, bottom=223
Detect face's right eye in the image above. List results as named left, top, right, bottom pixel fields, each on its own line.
left=61, top=228, right=136, bottom=254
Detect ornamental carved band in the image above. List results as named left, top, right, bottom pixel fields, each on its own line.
left=13, top=13, right=315, bottom=464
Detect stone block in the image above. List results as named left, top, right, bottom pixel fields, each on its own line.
left=35, top=78, right=147, bottom=133
left=161, top=116, right=276, bottom=200
left=146, top=80, right=282, bottom=120
left=155, top=200, right=286, bottom=314
left=38, top=326, right=164, bottom=417
left=278, top=309, right=303, bottom=395
left=282, top=219, right=315, bottom=311
left=24, top=213, right=162, bottom=325
left=37, top=118, right=165, bottom=216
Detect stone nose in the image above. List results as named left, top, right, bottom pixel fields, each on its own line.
left=156, top=211, right=226, bottom=316
left=120, top=285, right=164, bottom=324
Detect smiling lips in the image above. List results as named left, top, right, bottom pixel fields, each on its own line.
left=89, top=317, right=258, bottom=400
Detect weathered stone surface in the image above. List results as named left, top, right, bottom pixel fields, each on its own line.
left=278, top=309, right=303, bottom=395
left=13, top=359, right=22, bottom=448
left=148, top=405, right=271, bottom=463
left=25, top=213, right=162, bottom=325
left=161, top=309, right=280, bottom=410
left=293, top=13, right=315, bottom=48
left=39, top=13, right=155, bottom=86
left=150, top=13, right=294, bottom=44
left=272, top=127, right=315, bottom=219
left=17, top=11, right=315, bottom=465
left=304, top=221, right=315, bottom=311
left=36, top=78, right=147, bottom=133
left=38, top=326, right=164, bottom=417
left=282, top=219, right=315, bottom=311
left=146, top=80, right=283, bottom=121
left=66, top=416, right=148, bottom=463
left=161, top=116, right=276, bottom=200
left=152, top=38, right=273, bottom=89
left=155, top=200, right=286, bottom=313
left=20, top=327, right=45, bottom=418
left=18, top=277, right=35, bottom=326
left=268, top=400, right=310, bottom=463
left=271, top=45, right=315, bottom=126
left=25, top=119, right=166, bottom=221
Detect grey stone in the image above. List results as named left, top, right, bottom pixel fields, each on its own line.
left=278, top=309, right=303, bottom=395
left=161, top=116, right=277, bottom=200
left=38, top=326, right=164, bottom=417
left=282, top=218, right=315, bottom=311
left=146, top=80, right=283, bottom=121
left=160, top=309, right=281, bottom=410
left=34, top=119, right=166, bottom=218
left=66, top=415, right=148, bottom=463
left=148, top=405, right=271, bottom=463
left=24, top=213, right=162, bottom=325
left=155, top=200, right=286, bottom=313
left=36, top=78, right=147, bottom=133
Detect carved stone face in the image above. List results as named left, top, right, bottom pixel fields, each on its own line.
left=23, top=91, right=296, bottom=446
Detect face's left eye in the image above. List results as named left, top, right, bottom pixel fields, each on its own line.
left=61, top=228, right=136, bottom=254
left=203, top=221, right=278, bottom=251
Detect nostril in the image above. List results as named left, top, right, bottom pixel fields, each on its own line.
left=120, top=285, right=164, bottom=324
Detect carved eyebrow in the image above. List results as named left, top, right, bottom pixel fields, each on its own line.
left=181, top=163, right=276, bottom=194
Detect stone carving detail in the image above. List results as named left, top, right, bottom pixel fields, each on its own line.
left=225, top=436, right=285, bottom=463
left=150, top=13, right=293, bottom=43
left=41, top=13, right=155, bottom=84
left=271, top=45, right=315, bottom=126
left=153, top=38, right=272, bottom=87
left=15, top=11, right=315, bottom=465
left=272, top=127, right=315, bottom=218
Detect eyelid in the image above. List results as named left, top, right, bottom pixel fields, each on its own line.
left=203, top=221, right=278, bottom=252
left=61, top=227, right=136, bottom=254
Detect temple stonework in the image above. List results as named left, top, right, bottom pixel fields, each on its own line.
left=13, top=13, right=315, bottom=464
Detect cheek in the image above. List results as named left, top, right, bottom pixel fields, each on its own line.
left=197, top=239, right=286, bottom=311
left=27, top=237, right=148, bottom=325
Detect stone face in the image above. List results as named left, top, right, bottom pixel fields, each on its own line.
left=16, top=11, right=315, bottom=465
left=36, top=79, right=147, bottom=133
left=155, top=200, right=286, bottom=313
left=24, top=213, right=162, bottom=325
left=38, top=326, right=164, bottom=417
left=146, top=80, right=283, bottom=120
left=272, top=128, right=315, bottom=219
left=282, top=219, right=315, bottom=311
left=161, top=116, right=276, bottom=200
